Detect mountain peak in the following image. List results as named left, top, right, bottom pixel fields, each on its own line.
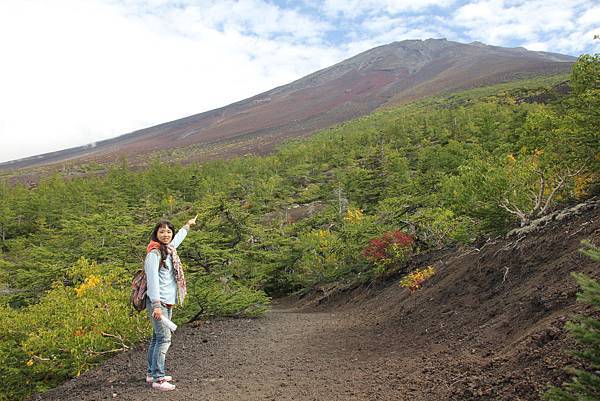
left=1, top=40, right=575, bottom=173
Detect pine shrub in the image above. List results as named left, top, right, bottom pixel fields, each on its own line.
left=543, top=242, right=600, bottom=400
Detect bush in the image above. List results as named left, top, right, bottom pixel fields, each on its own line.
left=0, top=258, right=149, bottom=401
left=543, top=242, right=600, bottom=400
left=290, top=209, right=382, bottom=287
left=409, top=207, right=473, bottom=246
left=179, top=272, right=271, bottom=321
left=399, top=266, right=437, bottom=292
left=363, top=230, right=414, bottom=276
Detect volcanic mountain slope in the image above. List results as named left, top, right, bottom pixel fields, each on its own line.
left=36, top=200, right=599, bottom=401
left=2, top=38, right=574, bottom=171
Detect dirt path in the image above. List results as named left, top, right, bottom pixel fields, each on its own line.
left=37, top=303, right=439, bottom=401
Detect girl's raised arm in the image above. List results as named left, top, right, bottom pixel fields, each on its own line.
left=170, top=214, right=198, bottom=248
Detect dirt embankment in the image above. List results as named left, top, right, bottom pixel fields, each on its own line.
left=35, top=201, right=599, bottom=401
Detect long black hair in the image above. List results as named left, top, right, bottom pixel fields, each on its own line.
left=151, top=220, right=175, bottom=267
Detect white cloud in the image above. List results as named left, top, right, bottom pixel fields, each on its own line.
left=523, top=42, right=550, bottom=52
left=323, top=0, right=455, bottom=18
left=452, top=0, right=597, bottom=53
left=0, top=0, right=343, bottom=163
left=454, top=0, right=573, bottom=35
left=578, top=5, right=600, bottom=27
left=361, top=15, right=407, bottom=32
left=553, top=27, right=600, bottom=54
left=120, top=0, right=331, bottom=42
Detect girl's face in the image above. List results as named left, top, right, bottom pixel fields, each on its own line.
left=156, top=225, right=173, bottom=244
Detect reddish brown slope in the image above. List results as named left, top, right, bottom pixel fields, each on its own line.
left=2, top=38, right=574, bottom=171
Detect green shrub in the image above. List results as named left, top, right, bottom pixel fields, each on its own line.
left=543, top=242, right=600, bottom=400
left=0, top=258, right=149, bottom=401
left=290, top=209, right=382, bottom=287
left=179, top=272, right=271, bottom=321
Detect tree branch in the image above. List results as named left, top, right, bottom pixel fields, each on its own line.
left=531, top=172, right=545, bottom=214
left=499, top=199, right=528, bottom=226
left=86, top=347, right=129, bottom=356
left=539, top=165, right=585, bottom=215
left=100, top=331, right=130, bottom=350
left=539, top=175, right=565, bottom=215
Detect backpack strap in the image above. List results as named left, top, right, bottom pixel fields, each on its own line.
left=145, top=249, right=164, bottom=309
left=148, top=248, right=163, bottom=267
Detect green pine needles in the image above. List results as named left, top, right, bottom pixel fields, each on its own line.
left=543, top=242, right=600, bottom=401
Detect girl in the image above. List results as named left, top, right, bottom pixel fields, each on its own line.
left=145, top=215, right=197, bottom=391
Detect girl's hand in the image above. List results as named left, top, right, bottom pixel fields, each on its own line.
left=186, top=214, right=198, bottom=227
left=152, top=307, right=163, bottom=320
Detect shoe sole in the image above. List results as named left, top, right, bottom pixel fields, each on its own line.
left=152, top=385, right=176, bottom=391
left=146, top=377, right=173, bottom=384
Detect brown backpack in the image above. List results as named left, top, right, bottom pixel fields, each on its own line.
left=130, top=249, right=160, bottom=312
left=130, top=269, right=147, bottom=312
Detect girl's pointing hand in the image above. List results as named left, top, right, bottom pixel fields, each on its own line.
left=186, top=214, right=198, bottom=227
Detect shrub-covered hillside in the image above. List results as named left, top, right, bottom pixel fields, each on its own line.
left=0, top=55, right=598, bottom=400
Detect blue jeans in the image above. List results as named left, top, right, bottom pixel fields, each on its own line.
left=146, top=299, right=172, bottom=381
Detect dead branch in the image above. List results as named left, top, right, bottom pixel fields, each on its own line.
left=568, top=226, right=586, bottom=238
left=494, top=241, right=514, bottom=257
left=507, top=197, right=598, bottom=237
left=512, top=235, right=526, bottom=249
left=86, top=347, right=129, bottom=356
left=475, top=237, right=499, bottom=253
left=499, top=199, right=528, bottom=226
left=539, top=165, right=586, bottom=216
left=531, top=172, right=545, bottom=214
left=188, top=306, right=206, bottom=323
left=540, top=175, right=566, bottom=216
left=493, top=235, right=525, bottom=257
left=100, top=331, right=130, bottom=350
left=502, top=164, right=588, bottom=226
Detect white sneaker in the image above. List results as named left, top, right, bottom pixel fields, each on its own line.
left=146, top=375, right=173, bottom=383
left=152, top=380, right=176, bottom=391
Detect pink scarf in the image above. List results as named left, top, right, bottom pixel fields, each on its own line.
left=147, top=240, right=187, bottom=305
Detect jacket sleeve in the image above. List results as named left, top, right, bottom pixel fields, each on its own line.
left=144, top=250, right=161, bottom=308
left=170, top=225, right=188, bottom=249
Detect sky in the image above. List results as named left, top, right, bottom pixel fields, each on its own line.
left=0, top=0, right=598, bottom=163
